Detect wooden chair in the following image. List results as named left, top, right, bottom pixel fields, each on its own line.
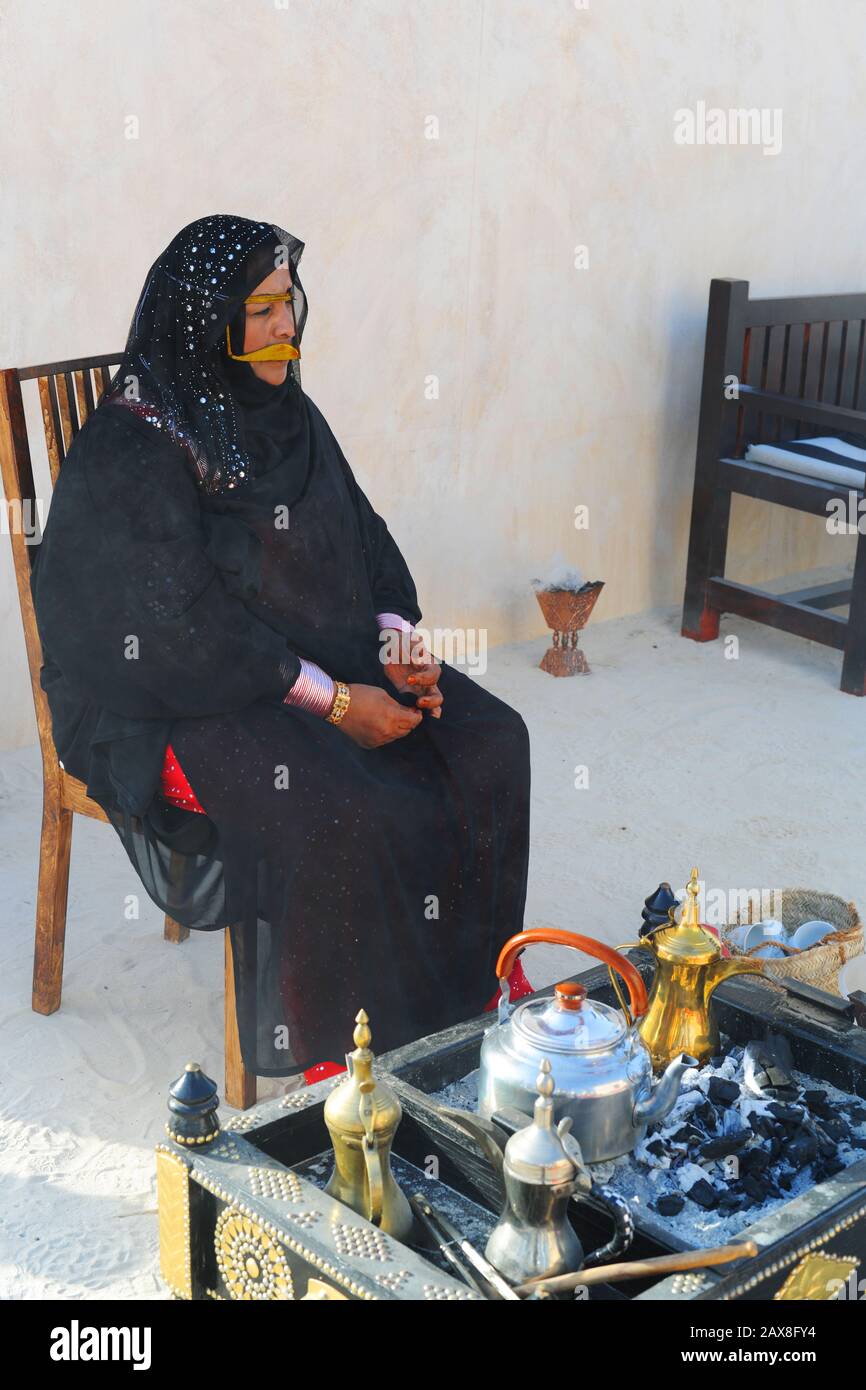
left=0, top=353, right=256, bottom=1109
left=682, top=278, right=866, bottom=695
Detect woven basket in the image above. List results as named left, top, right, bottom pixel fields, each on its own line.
left=720, top=888, right=863, bottom=996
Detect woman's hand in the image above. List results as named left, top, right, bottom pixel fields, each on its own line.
left=336, top=684, right=423, bottom=748
left=381, top=629, right=443, bottom=719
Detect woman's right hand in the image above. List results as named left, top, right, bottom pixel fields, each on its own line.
left=336, top=684, right=423, bottom=748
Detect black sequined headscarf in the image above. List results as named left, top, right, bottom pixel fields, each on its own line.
left=102, top=214, right=308, bottom=495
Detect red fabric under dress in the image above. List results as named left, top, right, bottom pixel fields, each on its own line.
left=158, top=741, right=534, bottom=1085
left=161, top=742, right=209, bottom=815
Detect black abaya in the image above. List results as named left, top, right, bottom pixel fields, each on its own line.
left=29, top=215, right=532, bottom=1077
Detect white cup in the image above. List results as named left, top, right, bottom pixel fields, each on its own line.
left=790, top=920, right=836, bottom=950
left=743, top=921, right=789, bottom=954
left=839, top=954, right=866, bottom=999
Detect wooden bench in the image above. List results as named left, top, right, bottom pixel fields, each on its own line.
left=681, top=278, right=866, bottom=694
left=0, top=353, right=256, bottom=1109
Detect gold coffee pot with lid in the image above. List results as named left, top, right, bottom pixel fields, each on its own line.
left=615, top=868, right=766, bottom=1071
left=323, top=1009, right=414, bottom=1241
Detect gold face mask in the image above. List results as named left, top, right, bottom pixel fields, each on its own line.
left=225, top=292, right=301, bottom=362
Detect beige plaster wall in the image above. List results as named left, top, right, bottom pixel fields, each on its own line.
left=1, top=0, right=862, bottom=747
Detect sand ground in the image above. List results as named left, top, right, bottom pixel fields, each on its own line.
left=1, top=604, right=863, bottom=1298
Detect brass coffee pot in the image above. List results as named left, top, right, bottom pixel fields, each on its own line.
left=616, top=868, right=765, bottom=1071
left=323, top=1009, right=413, bottom=1241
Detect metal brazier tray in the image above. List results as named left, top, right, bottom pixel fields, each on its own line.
left=156, top=956, right=866, bottom=1301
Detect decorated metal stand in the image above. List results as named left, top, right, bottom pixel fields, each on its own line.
left=156, top=952, right=866, bottom=1302
left=156, top=1013, right=485, bottom=1302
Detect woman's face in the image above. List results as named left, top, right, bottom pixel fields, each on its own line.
left=242, top=266, right=297, bottom=385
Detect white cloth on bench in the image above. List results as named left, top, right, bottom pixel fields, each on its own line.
left=745, top=436, right=866, bottom=490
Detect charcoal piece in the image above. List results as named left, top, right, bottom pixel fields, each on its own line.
left=844, top=1104, right=866, bottom=1125
left=742, top=1172, right=770, bottom=1201
left=718, top=1192, right=747, bottom=1212
left=767, top=1102, right=806, bottom=1125
left=769, top=1137, right=783, bottom=1160
left=822, top=1157, right=846, bottom=1177
left=777, top=1170, right=794, bottom=1190
left=764, top=1066, right=796, bottom=1095
left=694, top=1100, right=719, bottom=1131
left=670, top=1125, right=703, bottom=1146
left=653, top=1193, right=685, bottom=1216
left=786, top=1133, right=819, bottom=1167
left=708, top=1077, right=741, bottom=1106
left=810, top=1103, right=836, bottom=1121
left=813, top=1126, right=839, bottom=1159
left=803, top=1089, right=835, bottom=1120
left=803, top=1088, right=828, bottom=1105
left=645, top=1138, right=667, bottom=1159
left=748, top=1113, right=776, bottom=1140
left=846, top=1136, right=866, bottom=1150
left=744, top=1037, right=798, bottom=1099
left=699, top=1132, right=751, bottom=1161
left=740, top=1148, right=771, bottom=1176
left=820, top=1118, right=849, bottom=1142
left=686, top=1178, right=719, bottom=1210
left=709, top=1055, right=727, bottom=1069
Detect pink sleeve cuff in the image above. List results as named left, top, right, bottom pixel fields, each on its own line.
left=376, top=611, right=415, bottom=634
left=283, top=658, right=336, bottom=717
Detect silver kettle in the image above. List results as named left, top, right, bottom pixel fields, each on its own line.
left=478, top=929, right=696, bottom=1163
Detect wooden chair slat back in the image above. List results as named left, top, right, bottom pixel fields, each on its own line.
left=38, top=376, right=65, bottom=484
left=36, top=362, right=114, bottom=482
left=0, top=353, right=121, bottom=791
left=74, top=368, right=96, bottom=427
left=735, top=309, right=866, bottom=453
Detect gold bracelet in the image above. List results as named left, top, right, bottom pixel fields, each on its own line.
left=326, top=681, right=351, bottom=725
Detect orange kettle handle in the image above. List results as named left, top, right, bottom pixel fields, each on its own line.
left=496, top=929, right=648, bottom=1020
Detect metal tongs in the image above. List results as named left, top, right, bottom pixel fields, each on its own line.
left=409, top=1192, right=519, bottom=1300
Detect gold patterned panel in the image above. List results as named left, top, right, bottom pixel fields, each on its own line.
left=192, top=1168, right=379, bottom=1300
left=215, top=1207, right=294, bottom=1300
left=156, top=1147, right=192, bottom=1300
left=302, top=1277, right=349, bottom=1300
left=774, top=1250, right=860, bottom=1300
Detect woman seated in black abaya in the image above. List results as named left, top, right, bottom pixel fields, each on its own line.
left=31, top=215, right=533, bottom=1084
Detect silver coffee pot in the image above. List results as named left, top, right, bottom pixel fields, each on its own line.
left=485, top=1058, right=591, bottom=1287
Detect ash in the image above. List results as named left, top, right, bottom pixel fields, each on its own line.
left=431, top=1050, right=866, bottom=1245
